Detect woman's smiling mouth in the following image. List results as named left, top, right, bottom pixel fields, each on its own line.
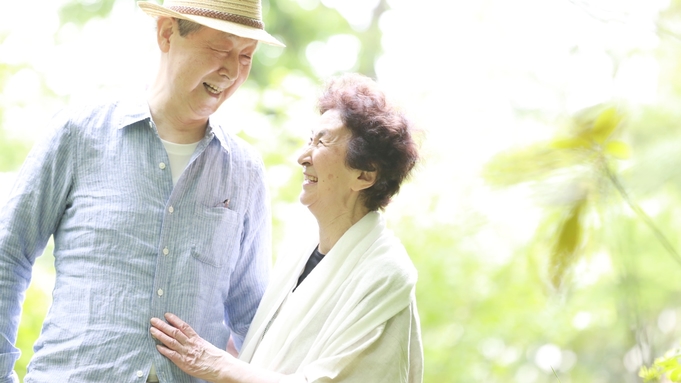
left=204, top=82, right=224, bottom=95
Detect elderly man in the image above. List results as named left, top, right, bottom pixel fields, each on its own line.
left=0, top=1, right=284, bottom=382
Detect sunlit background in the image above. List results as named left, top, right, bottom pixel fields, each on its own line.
left=2, top=0, right=681, bottom=382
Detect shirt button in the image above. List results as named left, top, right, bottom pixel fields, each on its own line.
left=159, top=162, right=166, bottom=170
left=157, top=289, right=164, bottom=297
left=148, top=120, right=153, bottom=128
left=163, top=247, right=169, bottom=255
left=168, top=206, right=174, bottom=213
left=136, top=370, right=144, bottom=378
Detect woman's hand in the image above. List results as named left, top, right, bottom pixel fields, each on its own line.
left=150, top=313, right=232, bottom=382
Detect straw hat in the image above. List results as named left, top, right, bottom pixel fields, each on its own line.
left=138, top=0, right=284, bottom=47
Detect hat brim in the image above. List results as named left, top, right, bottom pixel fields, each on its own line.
left=138, top=1, right=285, bottom=47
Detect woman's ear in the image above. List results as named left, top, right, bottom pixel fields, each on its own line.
left=156, top=17, right=175, bottom=53
left=352, top=170, right=377, bottom=191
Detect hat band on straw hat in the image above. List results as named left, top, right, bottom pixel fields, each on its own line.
left=167, top=5, right=264, bottom=29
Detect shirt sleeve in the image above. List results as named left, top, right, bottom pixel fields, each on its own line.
left=0, top=112, right=74, bottom=380
left=224, top=156, right=271, bottom=350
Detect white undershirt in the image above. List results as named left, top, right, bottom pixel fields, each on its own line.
left=148, top=140, right=199, bottom=382
left=160, top=139, right=200, bottom=185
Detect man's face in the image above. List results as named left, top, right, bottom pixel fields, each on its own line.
left=161, top=19, right=258, bottom=121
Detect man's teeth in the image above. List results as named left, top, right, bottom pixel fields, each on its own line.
left=204, top=83, right=222, bottom=94
left=305, top=175, right=318, bottom=182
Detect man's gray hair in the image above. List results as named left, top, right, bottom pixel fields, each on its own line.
left=176, top=18, right=203, bottom=36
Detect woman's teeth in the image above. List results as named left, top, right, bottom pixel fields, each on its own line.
left=204, top=83, right=222, bottom=94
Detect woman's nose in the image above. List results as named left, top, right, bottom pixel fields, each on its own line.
left=297, top=147, right=311, bottom=166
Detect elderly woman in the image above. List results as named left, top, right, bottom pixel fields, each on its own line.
left=150, top=73, right=422, bottom=383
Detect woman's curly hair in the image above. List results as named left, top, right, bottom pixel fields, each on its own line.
left=317, top=73, right=420, bottom=211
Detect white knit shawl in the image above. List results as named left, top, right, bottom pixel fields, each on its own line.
left=238, top=211, right=422, bottom=382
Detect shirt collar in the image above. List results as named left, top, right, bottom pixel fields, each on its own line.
left=114, top=94, right=152, bottom=131
left=113, top=95, right=224, bottom=146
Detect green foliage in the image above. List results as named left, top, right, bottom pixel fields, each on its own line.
left=15, top=280, right=51, bottom=382
left=590, top=107, right=621, bottom=144
left=551, top=366, right=562, bottom=382
left=253, top=0, right=386, bottom=88
left=14, top=248, right=54, bottom=381
left=0, top=131, right=31, bottom=172
left=640, top=347, right=681, bottom=382
left=252, top=0, right=349, bottom=86
left=6, top=1, right=681, bottom=382
left=58, top=0, right=117, bottom=26
left=484, top=106, right=629, bottom=189
left=484, top=105, right=629, bottom=290
left=550, top=198, right=586, bottom=289
left=0, top=61, right=33, bottom=172
left=482, top=100, right=681, bottom=381
left=482, top=142, right=589, bottom=187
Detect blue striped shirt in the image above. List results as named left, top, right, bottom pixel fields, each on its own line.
left=0, top=94, right=271, bottom=383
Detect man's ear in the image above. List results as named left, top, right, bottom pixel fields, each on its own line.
left=157, top=17, right=175, bottom=53
left=351, top=170, right=377, bottom=191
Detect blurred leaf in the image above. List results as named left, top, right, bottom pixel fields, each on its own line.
left=658, top=355, right=681, bottom=370
left=549, top=198, right=586, bottom=289
left=568, top=104, right=623, bottom=145
left=483, top=143, right=592, bottom=187
left=591, top=107, right=622, bottom=144
left=671, top=368, right=681, bottom=382
left=604, top=140, right=630, bottom=159
left=550, top=137, right=593, bottom=150
left=639, top=365, right=662, bottom=382
left=642, top=349, right=681, bottom=383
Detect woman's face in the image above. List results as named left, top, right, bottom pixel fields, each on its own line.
left=297, top=110, right=362, bottom=218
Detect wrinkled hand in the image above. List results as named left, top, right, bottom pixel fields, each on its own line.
left=150, top=313, right=231, bottom=382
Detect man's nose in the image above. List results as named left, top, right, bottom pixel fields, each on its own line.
left=218, top=56, right=239, bottom=81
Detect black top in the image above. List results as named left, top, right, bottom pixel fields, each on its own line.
left=294, top=246, right=326, bottom=291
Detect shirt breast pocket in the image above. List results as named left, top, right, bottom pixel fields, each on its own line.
left=191, top=207, right=241, bottom=268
